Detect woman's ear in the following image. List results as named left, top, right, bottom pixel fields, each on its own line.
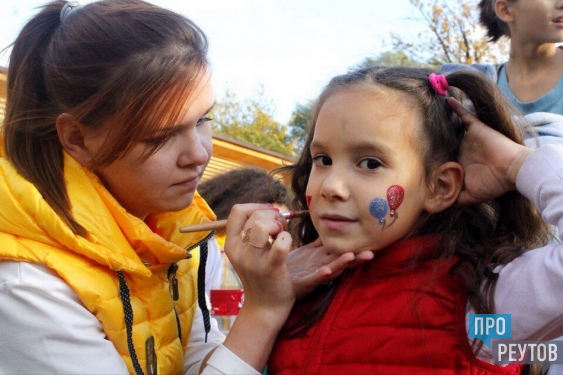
left=56, top=114, right=93, bottom=166
left=424, top=161, right=464, bottom=213
left=495, top=0, right=514, bottom=23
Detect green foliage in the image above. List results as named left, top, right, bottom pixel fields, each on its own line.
left=211, top=87, right=296, bottom=157
left=287, top=102, right=311, bottom=155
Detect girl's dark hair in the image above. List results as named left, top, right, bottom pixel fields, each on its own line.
left=479, top=0, right=515, bottom=42
left=277, top=66, right=549, bottom=340
left=198, top=168, right=290, bottom=221
left=3, top=0, right=209, bottom=236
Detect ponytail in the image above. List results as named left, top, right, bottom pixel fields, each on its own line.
left=4, top=0, right=87, bottom=236
left=3, top=0, right=209, bottom=236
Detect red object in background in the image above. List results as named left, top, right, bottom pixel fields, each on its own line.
left=210, top=289, right=244, bottom=316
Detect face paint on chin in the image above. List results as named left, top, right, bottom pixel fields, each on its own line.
left=369, top=198, right=387, bottom=227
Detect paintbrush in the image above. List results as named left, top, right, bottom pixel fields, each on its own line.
left=179, top=210, right=309, bottom=233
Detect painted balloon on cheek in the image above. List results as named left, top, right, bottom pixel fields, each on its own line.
left=386, top=185, right=404, bottom=219
left=306, top=195, right=312, bottom=208
left=369, top=198, right=388, bottom=227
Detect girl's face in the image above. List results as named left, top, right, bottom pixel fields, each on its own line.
left=306, top=87, right=434, bottom=256
left=85, top=76, right=215, bottom=219
left=505, top=0, right=563, bottom=43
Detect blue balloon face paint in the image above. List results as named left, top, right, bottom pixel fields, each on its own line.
left=369, top=198, right=388, bottom=226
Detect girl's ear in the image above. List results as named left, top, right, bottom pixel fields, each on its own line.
left=495, top=0, right=514, bottom=23
left=424, top=161, right=464, bottom=213
left=56, top=114, right=94, bottom=166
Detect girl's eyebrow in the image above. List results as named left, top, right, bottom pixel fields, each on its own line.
left=310, top=139, right=390, bottom=155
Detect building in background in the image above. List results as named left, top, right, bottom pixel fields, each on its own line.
left=0, top=67, right=293, bottom=182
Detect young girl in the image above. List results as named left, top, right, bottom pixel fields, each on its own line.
left=0, top=1, right=360, bottom=373
left=268, top=66, right=563, bottom=374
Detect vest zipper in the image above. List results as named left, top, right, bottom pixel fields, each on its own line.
left=167, top=263, right=179, bottom=301
left=186, top=230, right=215, bottom=343
left=167, top=263, right=182, bottom=343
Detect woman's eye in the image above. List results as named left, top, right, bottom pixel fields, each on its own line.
left=144, top=134, right=172, bottom=146
left=312, top=155, right=332, bottom=167
left=197, top=116, right=213, bottom=126
left=358, top=158, right=382, bottom=170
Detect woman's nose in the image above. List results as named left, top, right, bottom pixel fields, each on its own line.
left=177, top=132, right=211, bottom=167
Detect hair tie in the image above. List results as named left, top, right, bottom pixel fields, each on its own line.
left=60, top=1, right=80, bottom=22
left=429, top=73, right=449, bottom=97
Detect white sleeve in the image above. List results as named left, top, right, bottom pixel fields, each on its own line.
left=184, top=239, right=258, bottom=375
left=0, top=261, right=128, bottom=374
left=205, top=236, right=222, bottom=295
left=472, top=144, right=563, bottom=361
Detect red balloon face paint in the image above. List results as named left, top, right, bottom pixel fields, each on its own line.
left=386, top=185, right=404, bottom=219
left=306, top=195, right=312, bottom=208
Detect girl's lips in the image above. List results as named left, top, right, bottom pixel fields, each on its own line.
left=319, top=215, right=356, bottom=231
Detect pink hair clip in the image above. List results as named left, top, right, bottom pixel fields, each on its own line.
left=429, top=73, right=449, bottom=97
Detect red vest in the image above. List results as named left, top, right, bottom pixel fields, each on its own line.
left=269, top=237, right=521, bottom=375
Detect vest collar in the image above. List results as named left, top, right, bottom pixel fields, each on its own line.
left=0, top=153, right=216, bottom=276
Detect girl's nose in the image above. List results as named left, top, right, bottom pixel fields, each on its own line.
left=320, top=172, right=350, bottom=201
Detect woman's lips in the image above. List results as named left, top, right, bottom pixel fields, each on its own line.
left=173, top=176, right=200, bottom=191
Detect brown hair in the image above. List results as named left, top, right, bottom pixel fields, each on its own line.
left=277, top=66, right=549, bottom=340
left=479, top=0, right=515, bottom=42
left=198, top=168, right=290, bottom=221
left=3, top=0, right=209, bottom=236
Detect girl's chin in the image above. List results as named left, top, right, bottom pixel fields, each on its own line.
left=321, top=240, right=378, bottom=256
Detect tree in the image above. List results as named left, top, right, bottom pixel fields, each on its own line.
left=353, top=50, right=433, bottom=70
left=211, top=87, right=296, bottom=157
left=392, top=0, right=508, bottom=65
left=287, top=102, right=311, bottom=155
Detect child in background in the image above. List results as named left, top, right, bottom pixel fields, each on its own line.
left=268, top=66, right=563, bottom=374
left=198, top=168, right=290, bottom=250
left=479, top=0, right=563, bottom=116
left=442, top=0, right=563, bottom=147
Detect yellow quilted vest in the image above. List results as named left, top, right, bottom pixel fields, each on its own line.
left=0, top=153, right=216, bottom=374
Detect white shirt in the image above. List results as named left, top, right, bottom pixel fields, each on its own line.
left=0, top=237, right=258, bottom=374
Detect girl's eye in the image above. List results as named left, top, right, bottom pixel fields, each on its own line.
left=358, top=158, right=382, bottom=170
left=312, top=155, right=332, bottom=167
left=197, top=116, right=213, bottom=126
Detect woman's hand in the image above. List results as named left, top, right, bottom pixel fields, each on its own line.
left=221, top=203, right=296, bottom=371
left=448, top=97, right=533, bottom=205
left=224, top=203, right=295, bottom=315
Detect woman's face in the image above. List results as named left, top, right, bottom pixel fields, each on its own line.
left=84, top=76, right=215, bottom=219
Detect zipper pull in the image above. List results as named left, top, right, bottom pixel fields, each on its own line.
left=168, top=263, right=179, bottom=301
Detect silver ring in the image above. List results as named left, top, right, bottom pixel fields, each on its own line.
left=241, top=227, right=251, bottom=242
left=248, top=240, right=268, bottom=249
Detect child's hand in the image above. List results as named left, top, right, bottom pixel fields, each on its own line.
left=448, top=98, right=533, bottom=205
left=287, top=238, right=373, bottom=300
